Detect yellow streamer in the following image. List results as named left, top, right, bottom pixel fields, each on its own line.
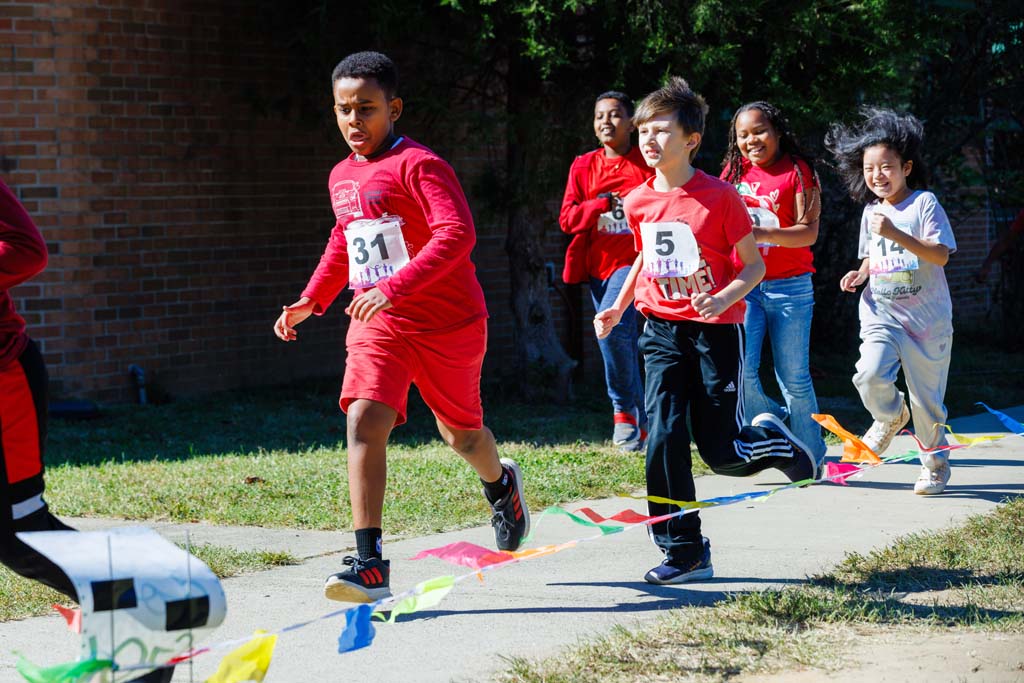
left=938, top=423, right=1006, bottom=446
left=206, top=630, right=276, bottom=683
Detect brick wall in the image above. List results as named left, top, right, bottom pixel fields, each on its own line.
left=2, top=1, right=593, bottom=404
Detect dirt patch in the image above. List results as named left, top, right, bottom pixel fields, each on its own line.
left=742, top=626, right=1024, bottom=683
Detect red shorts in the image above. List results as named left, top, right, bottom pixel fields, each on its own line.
left=341, top=317, right=487, bottom=430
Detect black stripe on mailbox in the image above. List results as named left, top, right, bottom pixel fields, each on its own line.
left=91, top=579, right=137, bottom=611
left=165, top=595, right=210, bottom=631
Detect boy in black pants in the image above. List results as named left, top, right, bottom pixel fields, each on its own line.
left=594, top=78, right=821, bottom=585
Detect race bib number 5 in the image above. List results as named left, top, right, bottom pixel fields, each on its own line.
left=640, top=221, right=701, bottom=278
left=346, top=215, right=411, bottom=289
left=869, top=220, right=919, bottom=275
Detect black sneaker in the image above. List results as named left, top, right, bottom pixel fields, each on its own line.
left=488, top=458, right=530, bottom=551
left=644, top=537, right=713, bottom=585
left=324, top=556, right=391, bottom=603
left=751, top=412, right=822, bottom=483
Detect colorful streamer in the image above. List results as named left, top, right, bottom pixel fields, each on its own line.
left=412, top=542, right=513, bottom=570
left=522, top=505, right=624, bottom=542
left=15, top=655, right=112, bottom=683
left=374, top=575, right=455, bottom=624
left=51, top=605, right=80, bottom=634
left=976, top=402, right=1024, bottom=435
left=812, top=413, right=881, bottom=463
left=205, top=630, right=276, bottom=683
left=938, top=423, right=1006, bottom=446
left=824, top=462, right=862, bottom=486
left=336, top=605, right=376, bottom=654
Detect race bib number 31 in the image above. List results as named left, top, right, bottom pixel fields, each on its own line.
left=640, top=221, right=701, bottom=278
left=346, top=215, right=411, bottom=289
left=869, top=221, right=919, bottom=275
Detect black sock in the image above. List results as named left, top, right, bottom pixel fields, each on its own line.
left=355, top=528, right=382, bottom=561
left=481, top=466, right=512, bottom=504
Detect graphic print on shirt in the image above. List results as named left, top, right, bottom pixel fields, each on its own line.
left=653, top=258, right=716, bottom=300
left=640, top=221, right=701, bottom=279
left=332, top=180, right=364, bottom=220
left=346, top=215, right=411, bottom=289
left=870, top=219, right=921, bottom=300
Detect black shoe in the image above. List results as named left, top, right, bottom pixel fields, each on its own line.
left=751, top=413, right=821, bottom=483
left=488, top=458, right=530, bottom=551
left=644, top=538, right=713, bottom=585
left=324, top=556, right=391, bottom=603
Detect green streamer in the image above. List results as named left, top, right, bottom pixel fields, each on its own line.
left=521, top=505, right=625, bottom=543
left=15, top=655, right=113, bottom=683
left=373, top=575, right=455, bottom=623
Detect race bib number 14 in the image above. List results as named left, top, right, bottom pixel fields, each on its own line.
left=346, top=215, right=411, bottom=289
left=640, top=221, right=701, bottom=278
left=869, top=221, right=919, bottom=275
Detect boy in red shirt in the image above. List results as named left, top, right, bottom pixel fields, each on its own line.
left=560, top=91, right=654, bottom=450
left=274, top=52, right=528, bottom=603
left=594, top=78, right=820, bottom=585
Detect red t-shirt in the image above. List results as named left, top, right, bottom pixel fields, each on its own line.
left=625, top=171, right=752, bottom=324
left=559, top=146, right=653, bottom=280
left=0, top=179, right=48, bottom=369
left=302, top=137, right=488, bottom=334
left=719, top=155, right=817, bottom=280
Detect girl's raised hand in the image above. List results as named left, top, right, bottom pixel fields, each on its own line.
left=840, top=270, right=867, bottom=292
left=868, top=213, right=896, bottom=238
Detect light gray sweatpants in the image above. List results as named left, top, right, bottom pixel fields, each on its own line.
left=853, top=324, right=952, bottom=454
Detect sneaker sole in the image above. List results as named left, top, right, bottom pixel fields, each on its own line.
left=324, top=578, right=392, bottom=603
left=499, top=457, right=530, bottom=542
left=644, top=564, right=714, bottom=585
left=751, top=413, right=820, bottom=481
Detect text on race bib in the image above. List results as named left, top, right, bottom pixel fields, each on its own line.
left=747, top=207, right=778, bottom=254
left=869, top=220, right=919, bottom=275
left=346, top=215, right=411, bottom=289
left=640, top=221, right=701, bottom=279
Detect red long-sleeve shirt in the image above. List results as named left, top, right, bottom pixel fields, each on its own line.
left=559, top=146, right=652, bottom=281
left=0, top=179, right=48, bottom=369
left=301, top=137, right=487, bottom=333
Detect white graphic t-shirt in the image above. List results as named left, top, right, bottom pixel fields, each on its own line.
left=857, top=191, right=956, bottom=338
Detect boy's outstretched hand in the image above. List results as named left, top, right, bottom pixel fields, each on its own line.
left=593, top=308, right=622, bottom=340
left=840, top=270, right=867, bottom=292
left=274, top=297, right=316, bottom=341
left=345, top=287, right=393, bottom=322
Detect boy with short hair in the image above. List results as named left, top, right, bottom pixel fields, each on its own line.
left=594, top=78, right=820, bottom=585
left=559, top=91, right=653, bottom=450
left=274, top=51, right=528, bottom=602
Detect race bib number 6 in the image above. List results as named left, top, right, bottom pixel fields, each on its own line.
left=346, top=215, right=411, bottom=289
left=640, top=221, right=701, bottom=278
left=869, top=220, right=919, bottom=275
left=596, top=200, right=630, bottom=235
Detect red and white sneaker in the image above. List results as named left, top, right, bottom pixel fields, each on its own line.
left=613, top=411, right=646, bottom=451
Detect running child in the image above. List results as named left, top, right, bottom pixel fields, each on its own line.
left=827, top=108, right=956, bottom=495
left=594, top=78, right=820, bottom=585
left=720, top=102, right=827, bottom=464
left=273, top=52, right=528, bottom=602
left=560, top=91, right=653, bottom=450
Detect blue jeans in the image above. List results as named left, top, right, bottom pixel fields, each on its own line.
left=743, top=273, right=826, bottom=460
left=591, top=267, right=645, bottom=422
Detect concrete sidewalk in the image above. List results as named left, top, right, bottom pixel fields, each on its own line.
left=1, top=407, right=1021, bottom=682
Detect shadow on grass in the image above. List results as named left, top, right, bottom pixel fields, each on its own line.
left=46, top=379, right=616, bottom=467
left=816, top=567, right=1021, bottom=593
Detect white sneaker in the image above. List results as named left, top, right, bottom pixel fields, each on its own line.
left=860, top=401, right=910, bottom=455
left=914, top=454, right=951, bottom=495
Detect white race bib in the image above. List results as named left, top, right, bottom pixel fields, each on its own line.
left=869, top=221, right=919, bottom=275
left=346, top=215, right=411, bottom=289
left=640, top=221, right=701, bottom=278
left=747, top=207, right=778, bottom=254
left=596, top=204, right=630, bottom=235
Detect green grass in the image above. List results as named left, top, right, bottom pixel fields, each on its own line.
left=45, top=381, right=660, bottom=533
left=499, top=497, right=1024, bottom=682
left=0, top=544, right=297, bottom=623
